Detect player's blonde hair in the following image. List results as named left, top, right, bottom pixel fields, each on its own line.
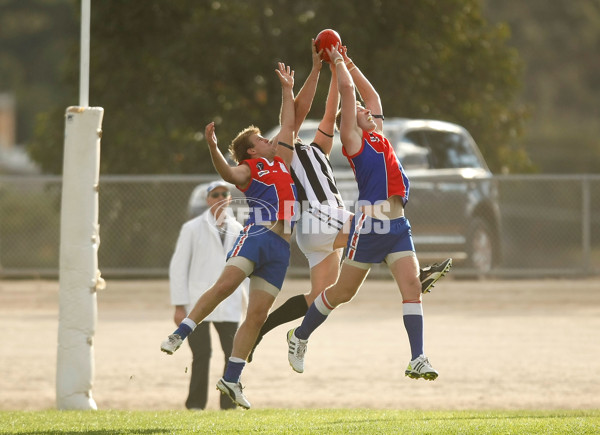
left=229, top=125, right=260, bottom=163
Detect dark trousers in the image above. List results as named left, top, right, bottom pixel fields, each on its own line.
left=185, top=321, right=238, bottom=410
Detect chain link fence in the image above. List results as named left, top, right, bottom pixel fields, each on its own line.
left=1, top=174, right=598, bottom=278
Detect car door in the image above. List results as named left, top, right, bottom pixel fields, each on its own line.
left=396, top=129, right=447, bottom=253
left=419, top=129, right=475, bottom=251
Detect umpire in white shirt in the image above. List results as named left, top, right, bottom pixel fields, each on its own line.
left=169, top=180, right=247, bottom=410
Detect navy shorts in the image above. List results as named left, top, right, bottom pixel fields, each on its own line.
left=346, top=214, right=415, bottom=264
left=227, top=224, right=290, bottom=290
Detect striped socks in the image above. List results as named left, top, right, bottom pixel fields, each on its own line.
left=294, top=291, right=334, bottom=340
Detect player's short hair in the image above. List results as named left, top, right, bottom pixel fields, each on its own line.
left=229, top=125, right=260, bottom=163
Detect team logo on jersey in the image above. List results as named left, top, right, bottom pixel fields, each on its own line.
left=257, top=170, right=269, bottom=177
left=368, top=133, right=381, bottom=142
left=256, top=162, right=264, bottom=170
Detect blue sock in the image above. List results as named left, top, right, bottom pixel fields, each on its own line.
left=294, top=304, right=328, bottom=340
left=173, top=323, right=193, bottom=340
left=223, top=357, right=246, bottom=383
left=173, top=318, right=196, bottom=341
left=403, top=302, right=424, bottom=360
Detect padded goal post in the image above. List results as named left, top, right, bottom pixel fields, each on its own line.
left=56, top=106, right=105, bottom=410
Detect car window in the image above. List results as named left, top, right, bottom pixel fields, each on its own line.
left=303, top=121, right=486, bottom=173
left=423, top=131, right=483, bottom=169
left=396, top=142, right=430, bottom=169
left=400, top=131, right=431, bottom=169
left=297, top=128, right=316, bottom=145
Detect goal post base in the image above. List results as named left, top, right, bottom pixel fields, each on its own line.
left=56, top=106, right=104, bottom=410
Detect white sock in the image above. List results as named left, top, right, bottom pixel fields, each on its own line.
left=314, top=291, right=334, bottom=315
left=182, top=317, right=197, bottom=330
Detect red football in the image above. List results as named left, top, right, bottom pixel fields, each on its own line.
left=315, top=29, right=342, bottom=63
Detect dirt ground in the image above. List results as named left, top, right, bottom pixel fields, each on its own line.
left=1, top=277, right=599, bottom=411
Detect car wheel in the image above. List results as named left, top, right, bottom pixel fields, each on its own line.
left=466, top=217, right=494, bottom=277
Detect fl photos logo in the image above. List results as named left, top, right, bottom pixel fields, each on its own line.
left=211, top=197, right=393, bottom=237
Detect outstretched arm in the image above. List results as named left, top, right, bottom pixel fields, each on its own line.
left=205, top=122, right=251, bottom=187
left=273, top=62, right=295, bottom=167
left=327, top=45, right=362, bottom=156
left=294, top=39, right=323, bottom=135
left=314, top=63, right=340, bottom=156
left=340, top=45, right=384, bottom=134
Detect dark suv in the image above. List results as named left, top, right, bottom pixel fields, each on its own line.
left=299, top=118, right=502, bottom=275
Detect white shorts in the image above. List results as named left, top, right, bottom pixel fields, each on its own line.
left=295, top=204, right=353, bottom=268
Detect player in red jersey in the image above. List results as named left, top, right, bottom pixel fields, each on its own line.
left=247, top=41, right=451, bottom=364
left=287, top=45, right=439, bottom=382
left=160, top=62, right=297, bottom=409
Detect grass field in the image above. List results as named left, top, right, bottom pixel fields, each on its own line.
left=2, top=278, right=600, bottom=434
left=1, top=409, right=599, bottom=434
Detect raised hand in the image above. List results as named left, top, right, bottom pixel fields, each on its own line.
left=311, top=38, right=323, bottom=70
left=275, top=62, right=295, bottom=89
left=205, top=122, right=218, bottom=150
left=339, top=45, right=352, bottom=64
left=326, top=44, right=343, bottom=64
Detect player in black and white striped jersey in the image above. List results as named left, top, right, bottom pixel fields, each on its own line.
left=247, top=41, right=450, bottom=362
left=246, top=43, right=351, bottom=363
left=291, top=138, right=343, bottom=209
left=290, top=123, right=352, bottom=274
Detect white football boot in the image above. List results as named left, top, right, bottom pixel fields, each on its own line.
left=405, top=354, right=439, bottom=380
left=216, top=378, right=251, bottom=409
left=287, top=328, right=308, bottom=373
left=160, top=333, right=183, bottom=355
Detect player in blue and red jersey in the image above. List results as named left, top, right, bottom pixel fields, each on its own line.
left=246, top=41, right=450, bottom=365
left=287, top=46, right=439, bottom=382
left=160, top=62, right=297, bottom=409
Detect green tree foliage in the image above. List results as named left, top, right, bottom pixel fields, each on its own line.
left=484, top=0, right=600, bottom=173
left=0, top=0, right=78, bottom=146
left=25, top=0, right=528, bottom=174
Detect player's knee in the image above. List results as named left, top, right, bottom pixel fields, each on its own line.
left=402, top=278, right=422, bottom=300
left=408, top=275, right=421, bottom=291
left=245, top=306, right=269, bottom=327
left=245, top=313, right=267, bottom=331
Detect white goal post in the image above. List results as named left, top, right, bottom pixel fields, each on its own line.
left=56, top=106, right=105, bottom=410
left=56, top=0, right=105, bottom=410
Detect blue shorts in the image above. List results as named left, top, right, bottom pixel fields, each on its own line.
left=227, top=224, right=290, bottom=290
left=346, top=214, right=415, bottom=264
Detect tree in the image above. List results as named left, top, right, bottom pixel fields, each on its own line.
left=483, top=0, right=600, bottom=173
left=0, top=0, right=78, bottom=147
left=27, top=0, right=529, bottom=174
